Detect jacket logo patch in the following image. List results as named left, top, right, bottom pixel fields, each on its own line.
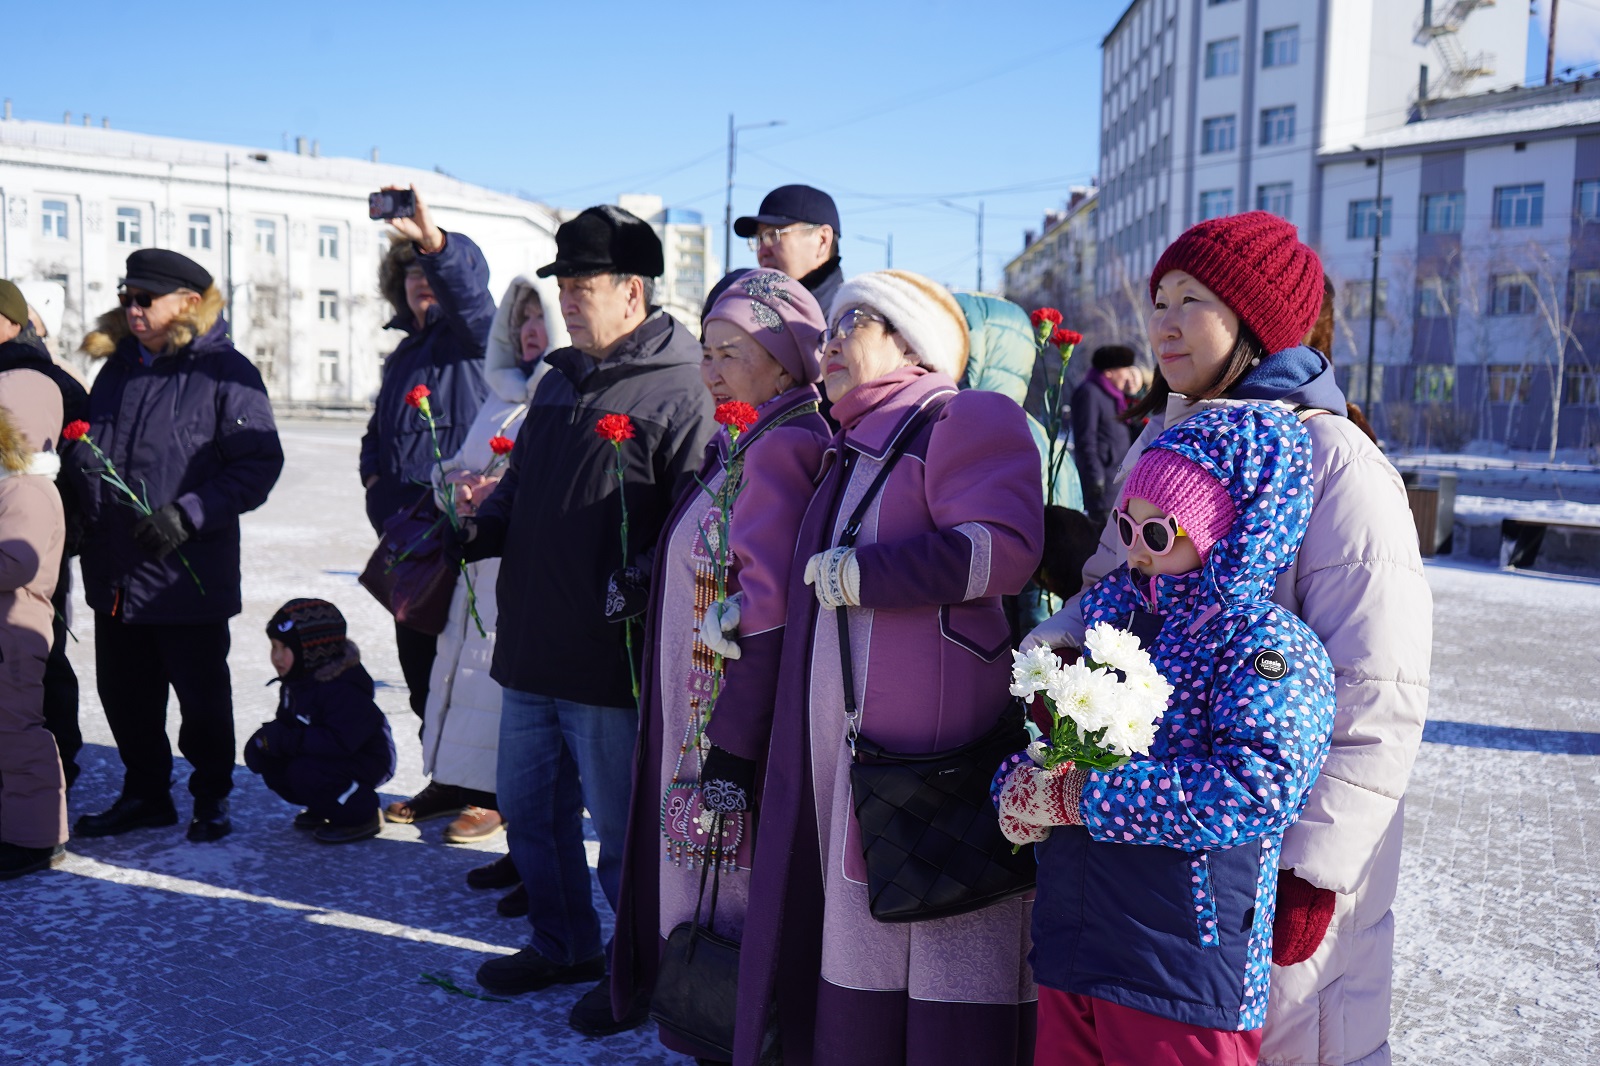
left=1253, top=650, right=1287, bottom=680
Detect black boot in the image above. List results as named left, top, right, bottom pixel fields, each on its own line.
left=0, top=842, right=67, bottom=881
left=74, top=794, right=178, bottom=838
left=466, top=853, right=520, bottom=890
left=187, top=798, right=232, bottom=843
left=568, top=980, right=650, bottom=1037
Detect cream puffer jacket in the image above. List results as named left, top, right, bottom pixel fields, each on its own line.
left=1030, top=393, right=1432, bottom=1066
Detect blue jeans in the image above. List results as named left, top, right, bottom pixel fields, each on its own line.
left=498, top=688, right=638, bottom=966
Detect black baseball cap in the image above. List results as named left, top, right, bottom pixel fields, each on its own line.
left=122, top=248, right=213, bottom=295
left=733, top=184, right=841, bottom=239
left=537, top=205, right=665, bottom=279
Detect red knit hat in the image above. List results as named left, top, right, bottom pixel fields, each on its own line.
left=1149, top=212, right=1324, bottom=355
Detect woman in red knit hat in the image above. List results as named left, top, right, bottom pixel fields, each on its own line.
left=1031, top=211, right=1432, bottom=1066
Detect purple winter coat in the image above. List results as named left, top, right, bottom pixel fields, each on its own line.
left=731, top=368, right=1044, bottom=1066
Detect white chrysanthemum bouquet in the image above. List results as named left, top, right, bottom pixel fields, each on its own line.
left=1009, top=623, right=1174, bottom=771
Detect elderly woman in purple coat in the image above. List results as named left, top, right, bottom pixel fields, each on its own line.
left=610, top=269, right=831, bottom=1057
left=726, top=270, right=1044, bottom=1066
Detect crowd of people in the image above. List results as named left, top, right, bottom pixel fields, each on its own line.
left=0, top=179, right=1433, bottom=1066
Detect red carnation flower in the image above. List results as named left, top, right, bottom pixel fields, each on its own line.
left=62, top=420, right=91, bottom=441
left=714, top=401, right=760, bottom=434
left=595, top=413, right=635, bottom=444
left=489, top=435, right=515, bottom=455
left=1050, top=328, right=1083, bottom=348
left=1029, top=308, right=1063, bottom=329
left=404, top=384, right=431, bottom=409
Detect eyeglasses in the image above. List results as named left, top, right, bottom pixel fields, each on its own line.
left=118, top=291, right=157, bottom=309
left=746, top=222, right=817, bottom=251
left=819, top=308, right=889, bottom=348
left=1113, top=508, right=1187, bottom=556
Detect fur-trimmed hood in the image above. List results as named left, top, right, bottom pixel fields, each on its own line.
left=313, top=639, right=363, bottom=682
left=484, top=274, right=568, bottom=404
left=0, top=368, right=63, bottom=473
left=80, top=285, right=226, bottom=359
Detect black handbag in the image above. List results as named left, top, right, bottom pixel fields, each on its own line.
left=359, top=492, right=458, bottom=636
left=832, top=399, right=1037, bottom=924
left=649, top=816, right=742, bottom=1058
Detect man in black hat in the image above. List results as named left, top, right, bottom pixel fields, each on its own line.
left=70, top=247, right=283, bottom=844
left=460, top=204, right=713, bottom=1034
left=733, top=183, right=844, bottom=312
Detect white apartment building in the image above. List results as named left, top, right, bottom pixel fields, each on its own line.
left=616, top=193, right=713, bottom=329
left=0, top=112, right=559, bottom=406
left=1318, top=84, right=1600, bottom=452
left=1095, top=0, right=1527, bottom=298
left=1003, top=186, right=1099, bottom=320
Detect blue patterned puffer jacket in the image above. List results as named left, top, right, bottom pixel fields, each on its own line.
left=1029, top=402, right=1336, bottom=1033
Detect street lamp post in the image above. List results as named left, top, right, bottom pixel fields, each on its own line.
left=940, top=199, right=985, bottom=290
left=859, top=233, right=893, bottom=269
left=1357, top=145, right=1386, bottom=412
left=723, top=115, right=786, bottom=276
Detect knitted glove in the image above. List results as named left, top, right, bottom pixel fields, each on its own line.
left=1272, top=869, right=1337, bottom=966
left=698, top=593, right=744, bottom=661
left=604, top=567, right=649, bottom=622
left=700, top=744, right=756, bottom=813
left=803, top=547, right=860, bottom=608
left=131, top=503, right=191, bottom=559
left=998, top=762, right=1089, bottom=828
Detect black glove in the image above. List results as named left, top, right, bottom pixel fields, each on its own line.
left=700, top=744, right=756, bottom=813
left=132, top=503, right=191, bottom=559
left=604, top=567, right=649, bottom=622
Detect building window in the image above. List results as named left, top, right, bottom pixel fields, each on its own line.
left=255, top=219, right=277, bottom=255
left=1347, top=198, right=1393, bottom=240
left=1260, top=105, right=1296, bottom=147
left=1486, top=366, right=1532, bottom=404
left=1262, top=26, right=1299, bottom=68
left=1421, top=192, right=1464, bottom=234
left=1345, top=364, right=1384, bottom=404
left=1207, top=0, right=1239, bottom=6
left=1345, top=280, right=1388, bottom=319
left=318, top=350, right=341, bottom=385
left=1417, top=277, right=1457, bottom=318
left=1580, top=180, right=1600, bottom=222
left=1256, top=183, right=1292, bottom=218
left=1576, top=270, right=1600, bottom=313
left=1205, top=38, right=1240, bottom=78
left=116, top=206, right=142, bottom=245
left=318, top=225, right=339, bottom=259
left=1490, top=273, right=1536, bottom=315
left=1413, top=366, right=1455, bottom=404
left=1199, top=189, right=1235, bottom=221
left=1201, top=116, right=1237, bottom=154
left=318, top=290, right=339, bottom=322
left=188, top=213, right=212, bottom=250
left=1493, top=184, right=1544, bottom=228
left=41, top=200, right=68, bottom=239
left=1565, top=365, right=1600, bottom=405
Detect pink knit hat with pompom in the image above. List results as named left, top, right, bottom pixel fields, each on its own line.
left=1120, top=448, right=1238, bottom=562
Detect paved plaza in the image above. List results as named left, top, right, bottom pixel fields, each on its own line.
left=3, top=422, right=1598, bottom=1065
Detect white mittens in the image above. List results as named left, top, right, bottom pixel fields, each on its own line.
left=995, top=762, right=1090, bottom=845
left=804, top=547, right=860, bottom=608
left=699, top=593, right=744, bottom=661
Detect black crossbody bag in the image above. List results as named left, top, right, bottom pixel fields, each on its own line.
left=832, top=399, right=1037, bottom=924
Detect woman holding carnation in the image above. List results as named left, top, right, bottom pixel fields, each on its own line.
left=1028, top=213, right=1431, bottom=1066
left=609, top=269, right=831, bottom=1058
left=731, top=270, right=1044, bottom=1066
left=390, top=278, right=567, bottom=887
left=997, top=402, right=1337, bottom=1064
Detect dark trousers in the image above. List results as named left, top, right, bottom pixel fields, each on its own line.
left=95, top=614, right=234, bottom=804
left=43, top=559, right=81, bottom=790
left=394, top=620, right=436, bottom=723
left=254, top=754, right=379, bottom=826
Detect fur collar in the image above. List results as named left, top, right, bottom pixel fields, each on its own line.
left=312, top=640, right=362, bottom=682
left=0, top=451, right=61, bottom=482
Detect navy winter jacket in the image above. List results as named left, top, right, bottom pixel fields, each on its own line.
left=360, top=232, right=493, bottom=532
left=1030, top=403, right=1336, bottom=1032
left=77, top=315, right=283, bottom=624
left=245, top=643, right=397, bottom=788
left=1071, top=369, right=1133, bottom=515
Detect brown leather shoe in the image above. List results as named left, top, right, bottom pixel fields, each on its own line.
left=444, top=806, right=504, bottom=843
left=383, top=781, right=465, bottom=824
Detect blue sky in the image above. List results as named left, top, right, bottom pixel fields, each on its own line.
left=5, top=1, right=1594, bottom=293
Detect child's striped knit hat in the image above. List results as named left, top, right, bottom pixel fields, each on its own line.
left=267, top=598, right=347, bottom=678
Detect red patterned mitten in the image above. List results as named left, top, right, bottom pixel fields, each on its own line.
left=1272, top=869, right=1337, bottom=966
left=997, top=764, right=1089, bottom=845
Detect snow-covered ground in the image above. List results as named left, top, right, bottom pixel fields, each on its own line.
left=4, top=421, right=1599, bottom=1064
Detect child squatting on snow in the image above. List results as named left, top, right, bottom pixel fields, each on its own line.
left=244, top=599, right=396, bottom=845
left=994, top=402, right=1337, bottom=1066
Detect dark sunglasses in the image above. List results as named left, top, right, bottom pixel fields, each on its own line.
left=118, top=291, right=157, bottom=309
left=1114, top=508, right=1187, bottom=556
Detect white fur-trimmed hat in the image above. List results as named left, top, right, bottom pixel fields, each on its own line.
left=830, top=270, right=970, bottom=381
